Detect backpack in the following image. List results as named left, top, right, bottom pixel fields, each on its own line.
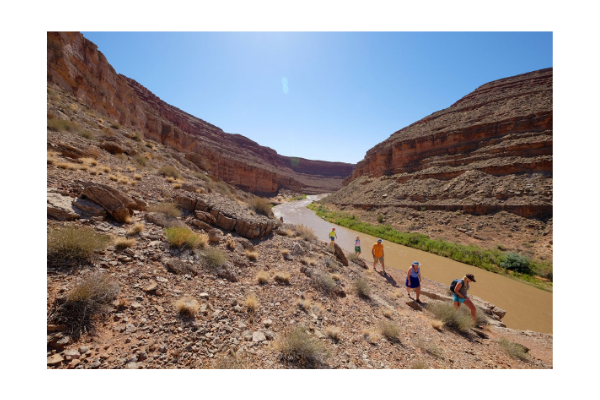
left=449, top=279, right=460, bottom=293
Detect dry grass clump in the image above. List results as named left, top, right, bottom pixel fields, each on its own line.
left=285, top=229, right=295, bottom=237
left=311, top=271, right=337, bottom=296
left=126, top=166, right=136, bottom=173
left=126, top=223, right=144, bottom=236
left=158, top=165, right=182, bottom=180
left=362, top=329, right=381, bottom=344
left=245, top=250, right=259, bottom=261
left=277, top=326, right=328, bottom=367
left=411, top=360, right=429, bottom=369
left=134, top=155, right=148, bottom=167
left=174, top=297, right=200, bottom=318
left=420, top=340, right=445, bottom=359
left=47, top=150, right=60, bottom=164
left=89, top=168, right=99, bottom=175
left=281, top=249, right=290, bottom=256
left=256, top=271, right=270, bottom=285
left=245, top=294, right=259, bottom=313
left=101, top=165, right=111, bottom=173
left=300, top=256, right=309, bottom=265
left=355, top=278, right=371, bottom=298
left=431, top=320, right=444, bottom=330
left=147, top=202, right=181, bottom=218
left=226, top=238, right=236, bottom=250
left=131, top=131, right=144, bottom=142
left=331, top=273, right=341, bottom=281
left=165, top=176, right=175, bottom=183
left=78, top=164, right=89, bottom=171
left=134, top=173, right=143, bottom=181
left=202, top=247, right=227, bottom=269
left=213, top=352, right=249, bottom=369
left=109, top=174, right=118, bottom=181
left=47, top=118, right=79, bottom=133
left=498, top=338, right=530, bottom=361
left=379, top=321, right=401, bottom=342
left=113, top=237, right=136, bottom=250
left=47, top=225, right=110, bottom=265
left=326, top=326, right=341, bottom=342
left=383, top=309, right=393, bottom=319
left=49, top=273, right=120, bottom=336
left=426, top=301, right=488, bottom=333
left=274, top=271, right=291, bottom=284
left=80, top=157, right=98, bottom=166
left=296, top=298, right=312, bottom=312
left=248, top=197, right=273, bottom=217
left=164, top=227, right=207, bottom=249
left=295, top=224, right=317, bottom=241
left=173, top=182, right=182, bottom=189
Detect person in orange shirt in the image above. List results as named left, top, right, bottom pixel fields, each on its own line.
left=372, top=238, right=385, bottom=273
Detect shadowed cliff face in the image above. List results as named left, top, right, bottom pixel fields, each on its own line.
left=330, top=68, right=552, bottom=219
left=47, top=32, right=354, bottom=195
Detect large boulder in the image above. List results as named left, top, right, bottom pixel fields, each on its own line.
left=145, top=212, right=185, bottom=228
left=333, top=243, right=349, bottom=266
left=216, top=212, right=237, bottom=231
left=208, top=229, right=223, bottom=243
left=48, top=141, right=89, bottom=159
left=79, top=183, right=142, bottom=223
left=166, top=259, right=199, bottom=276
left=195, top=210, right=216, bottom=225
left=47, top=190, right=81, bottom=221
left=191, top=219, right=212, bottom=231
left=72, top=197, right=107, bottom=218
left=99, top=137, right=125, bottom=154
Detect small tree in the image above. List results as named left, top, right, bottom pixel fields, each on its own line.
left=500, top=252, right=531, bottom=274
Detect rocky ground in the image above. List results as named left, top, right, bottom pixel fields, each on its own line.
left=46, top=78, right=552, bottom=370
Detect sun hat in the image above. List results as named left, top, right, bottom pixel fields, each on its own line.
left=332, top=228, right=335, bottom=230
left=377, top=238, right=383, bottom=242
left=466, top=273, right=476, bottom=282
left=412, top=261, right=420, bottom=265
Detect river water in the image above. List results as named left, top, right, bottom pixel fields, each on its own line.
left=273, top=195, right=553, bottom=334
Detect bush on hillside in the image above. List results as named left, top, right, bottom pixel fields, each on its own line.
left=295, top=224, right=317, bottom=241
left=277, top=325, right=328, bottom=367
left=47, top=225, right=110, bottom=265
left=202, top=247, right=227, bottom=270
left=164, top=227, right=207, bottom=249
left=147, top=202, right=181, bottom=218
left=500, top=252, right=531, bottom=274
left=158, top=165, right=182, bottom=180
left=249, top=197, right=273, bottom=217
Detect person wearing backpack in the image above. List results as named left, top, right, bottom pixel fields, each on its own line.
left=405, top=261, right=422, bottom=302
left=451, top=274, right=483, bottom=329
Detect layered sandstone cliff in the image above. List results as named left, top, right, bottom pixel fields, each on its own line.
left=326, top=68, right=552, bottom=218
left=47, top=32, right=354, bottom=195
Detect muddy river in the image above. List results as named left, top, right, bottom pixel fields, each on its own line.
left=273, top=195, right=553, bottom=334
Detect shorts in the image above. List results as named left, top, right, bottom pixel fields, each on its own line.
left=355, top=246, right=361, bottom=252
left=452, top=294, right=466, bottom=303
left=373, top=256, right=384, bottom=264
left=330, top=237, right=335, bottom=242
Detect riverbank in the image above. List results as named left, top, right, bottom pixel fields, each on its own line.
left=308, top=203, right=552, bottom=292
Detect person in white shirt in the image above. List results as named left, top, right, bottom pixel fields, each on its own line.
left=354, top=236, right=361, bottom=256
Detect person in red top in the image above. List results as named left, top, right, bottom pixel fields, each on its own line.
left=372, top=238, right=385, bottom=273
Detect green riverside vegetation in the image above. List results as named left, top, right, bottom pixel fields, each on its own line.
left=289, top=194, right=307, bottom=201
left=307, top=203, right=552, bottom=292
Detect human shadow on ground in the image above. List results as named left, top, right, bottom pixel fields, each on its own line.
left=375, top=270, right=398, bottom=287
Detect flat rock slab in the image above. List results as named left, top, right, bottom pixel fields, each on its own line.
left=252, top=331, right=266, bottom=342
left=47, top=190, right=82, bottom=221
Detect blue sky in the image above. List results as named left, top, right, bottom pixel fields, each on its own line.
left=82, top=32, right=552, bottom=163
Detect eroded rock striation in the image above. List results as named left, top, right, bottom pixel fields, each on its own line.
left=327, top=68, right=553, bottom=218
left=47, top=32, right=354, bottom=195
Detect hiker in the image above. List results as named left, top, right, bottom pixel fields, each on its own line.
left=452, top=274, right=483, bottom=329
left=354, top=236, right=361, bottom=256
left=372, top=238, right=385, bottom=273
left=329, top=228, right=337, bottom=245
left=405, top=261, right=422, bottom=302
left=280, top=216, right=284, bottom=223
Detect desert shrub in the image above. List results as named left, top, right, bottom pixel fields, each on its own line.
left=193, top=172, right=210, bottom=182
left=80, top=157, right=98, bottom=166
left=109, top=174, right=118, bottom=181
left=165, top=176, right=176, bottom=183
left=311, top=271, right=337, bottom=296
left=110, top=122, right=121, bottom=129
left=174, top=297, right=200, bottom=318
left=50, top=273, right=120, bottom=336
left=131, top=131, right=143, bottom=142
left=158, top=165, right=182, bottom=180
left=256, top=271, right=270, bottom=285
left=383, top=309, right=393, bottom=318
left=47, top=118, right=79, bottom=133
left=78, top=130, right=94, bottom=140
left=281, top=249, right=290, bottom=257
left=362, top=329, right=381, bottom=344
left=133, top=174, right=142, bottom=181
left=431, top=320, right=444, bottom=330
left=147, top=202, right=181, bottom=218
left=331, top=273, right=341, bottom=281
left=295, top=224, right=316, bottom=241
left=113, top=237, right=136, bottom=250
left=245, top=294, right=259, bottom=313
left=164, top=227, right=207, bottom=249
left=377, top=214, right=384, bottom=223
left=202, top=247, right=227, bottom=269
left=296, top=298, right=312, bottom=312
left=213, top=353, right=249, bottom=369
left=379, top=321, right=400, bottom=342
left=499, top=338, right=530, bottom=361
left=126, top=223, right=144, bottom=236
left=411, top=360, right=429, bottom=369
left=289, top=194, right=307, bottom=201
left=134, top=155, right=148, bottom=167
left=355, top=278, right=371, bottom=298
left=500, top=252, right=531, bottom=274
left=173, top=182, right=182, bottom=189
left=226, top=239, right=236, bottom=250
left=277, top=326, right=328, bottom=367
left=101, top=165, right=111, bottom=173
left=245, top=250, right=259, bottom=261
left=249, top=197, right=273, bottom=217
left=47, top=225, right=110, bottom=265
left=497, top=244, right=507, bottom=251
left=126, top=166, right=136, bottom=172
left=274, top=271, right=291, bottom=284
left=326, top=326, right=341, bottom=342
left=426, top=301, right=487, bottom=333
